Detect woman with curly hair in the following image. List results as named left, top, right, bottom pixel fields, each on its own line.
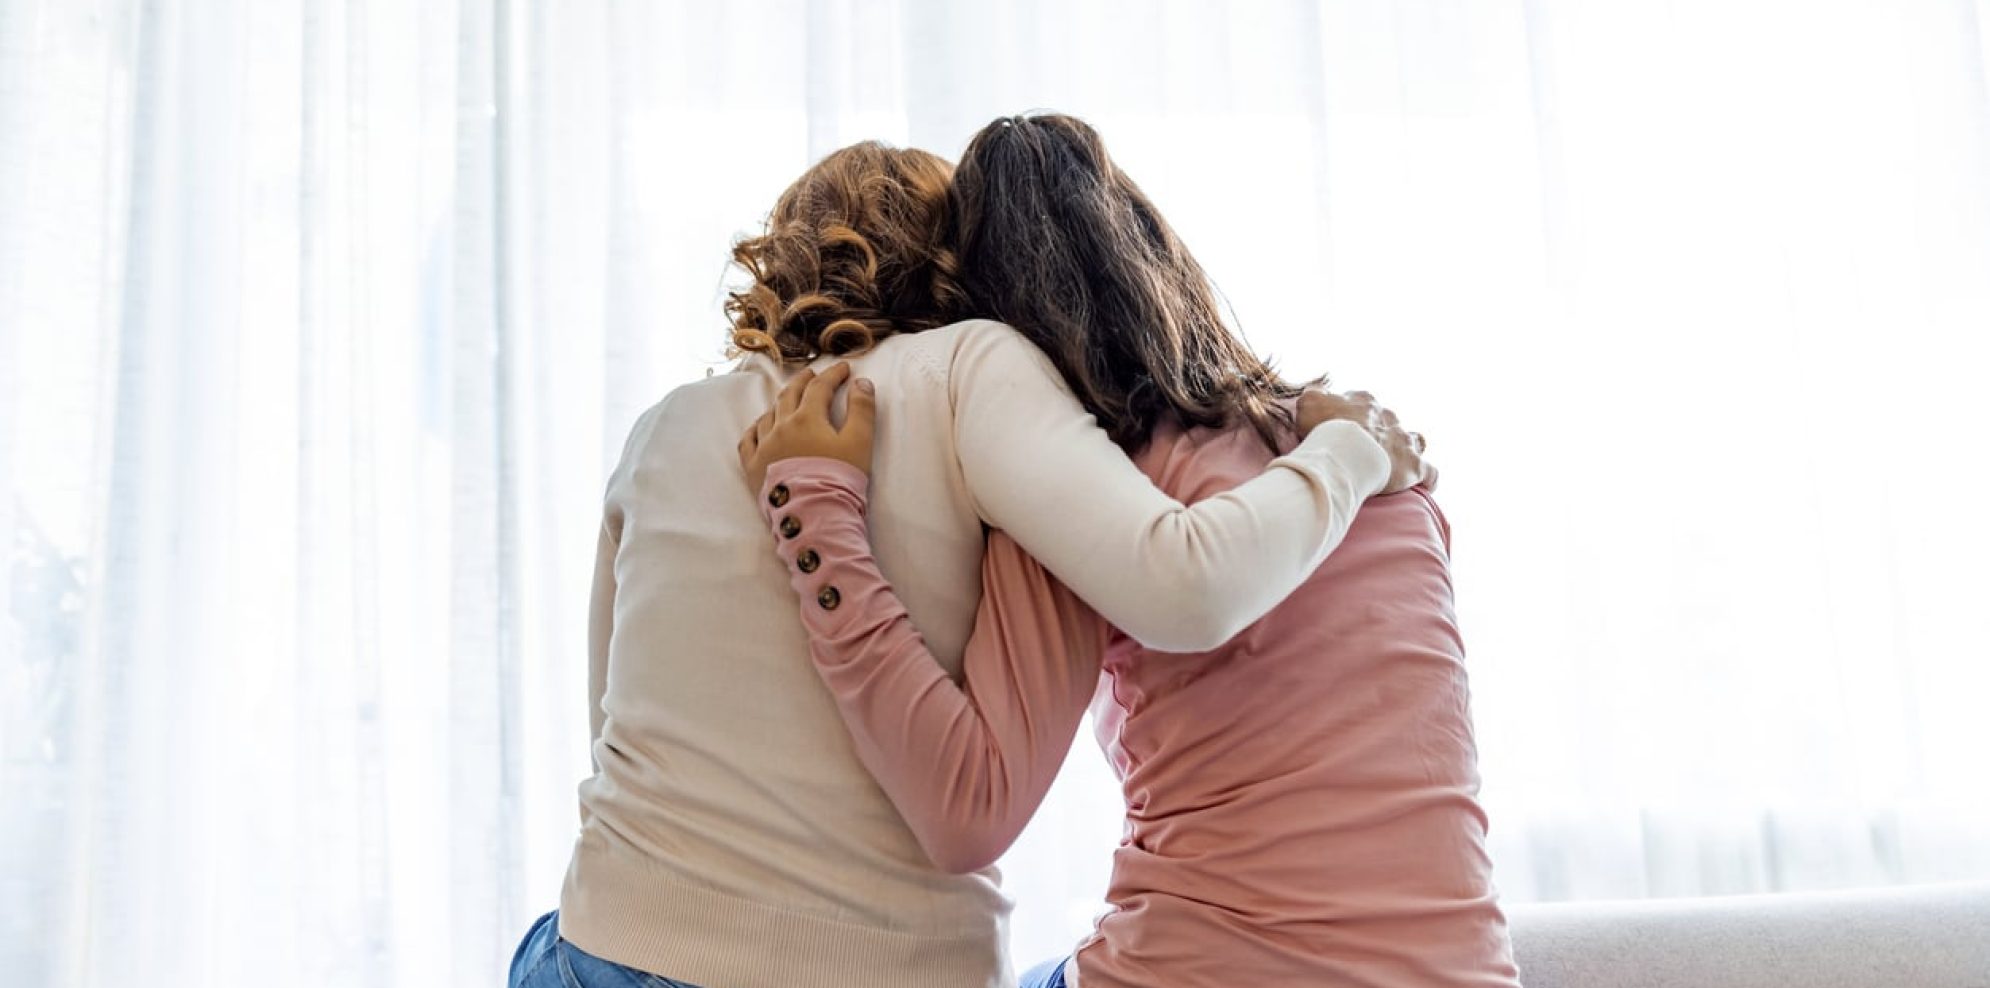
left=740, top=116, right=1518, bottom=988
left=507, top=140, right=1430, bottom=988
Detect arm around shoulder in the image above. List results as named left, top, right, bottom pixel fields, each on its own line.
left=948, top=323, right=1389, bottom=652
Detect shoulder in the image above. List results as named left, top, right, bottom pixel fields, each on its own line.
left=1405, top=486, right=1453, bottom=553
left=926, top=319, right=1071, bottom=403
left=607, top=369, right=743, bottom=476
left=853, top=319, right=1046, bottom=381
left=622, top=370, right=724, bottom=438
left=942, top=318, right=1050, bottom=366
left=602, top=384, right=683, bottom=492
left=823, top=320, right=1068, bottom=409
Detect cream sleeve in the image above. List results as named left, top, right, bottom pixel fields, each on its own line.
left=948, top=322, right=1390, bottom=652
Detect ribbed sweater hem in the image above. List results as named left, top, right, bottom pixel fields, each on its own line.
left=558, top=841, right=1008, bottom=988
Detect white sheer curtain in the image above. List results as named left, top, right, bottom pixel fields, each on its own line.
left=4, top=1, right=1987, bottom=984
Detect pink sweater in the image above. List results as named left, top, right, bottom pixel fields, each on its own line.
left=758, top=423, right=1521, bottom=988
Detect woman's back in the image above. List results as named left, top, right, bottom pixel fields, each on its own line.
left=1075, top=421, right=1521, bottom=988
left=562, top=321, right=1009, bottom=987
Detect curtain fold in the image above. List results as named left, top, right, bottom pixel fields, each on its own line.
left=4, top=1, right=1988, bottom=984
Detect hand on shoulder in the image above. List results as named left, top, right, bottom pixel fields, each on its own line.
left=738, top=362, right=879, bottom=494
left=1298, top=388, right=1437, bottom=494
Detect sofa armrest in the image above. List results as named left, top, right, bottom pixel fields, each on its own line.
left=1507, top=882, right=1990, bottom=988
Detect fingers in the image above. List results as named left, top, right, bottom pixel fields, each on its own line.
left=801, top=362, right=852, bottom=420
left=776, top=367, right=815, bottom=417
left=844, top=378, right=877, bottom=441
left=737, top=415, right=769, bottom=492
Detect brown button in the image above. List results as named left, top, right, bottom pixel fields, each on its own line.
left=767, top=484, right=790, bottom=509
left=796, top=548, right=821, bottom=574
left=778, top=516, right=801, bottom=539
left=817, top=586, right=841, bottom=610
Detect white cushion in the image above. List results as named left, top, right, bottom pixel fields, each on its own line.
left=1507, top=882, right=1990, bottom=988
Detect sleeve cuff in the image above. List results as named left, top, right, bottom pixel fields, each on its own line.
left=759, top=457, right=871, bottom=525
left=758, top=457, right=880, bottom=637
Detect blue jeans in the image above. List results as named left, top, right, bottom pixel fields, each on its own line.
left=509, top=910, right=702, bottom=988
left=1019, top=956, right=1071, bottom=988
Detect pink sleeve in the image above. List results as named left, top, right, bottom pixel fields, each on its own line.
left=758, top=457, right=1107, bottom=874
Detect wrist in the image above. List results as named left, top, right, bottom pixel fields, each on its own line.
left=1298, top=419, right=1392, bottom=499
left=760, top=457, right=871, bottom=521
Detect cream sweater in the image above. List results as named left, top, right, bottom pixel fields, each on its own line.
left=557, top=319, right=1390, bottom=988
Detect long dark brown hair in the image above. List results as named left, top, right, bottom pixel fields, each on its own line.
left=728, top=142, right=966, bottom=363
left=949, top=113, right=1302, bottom=451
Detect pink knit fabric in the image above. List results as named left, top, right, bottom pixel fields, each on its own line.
left=761, top=422, right=1519, bottom=988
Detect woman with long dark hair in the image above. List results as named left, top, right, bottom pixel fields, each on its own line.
left=511, top=138, right=1430, bottom=987
left=741, top=114, right=1515, bottom=988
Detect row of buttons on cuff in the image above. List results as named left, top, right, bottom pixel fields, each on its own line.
left=769, top=483, right=841, bottom=611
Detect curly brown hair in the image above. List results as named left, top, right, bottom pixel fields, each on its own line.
left=727, top=142, right=966, bottom=363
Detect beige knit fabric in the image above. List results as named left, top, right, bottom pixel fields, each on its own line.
left=556, top=320, right=1389, bottom=988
